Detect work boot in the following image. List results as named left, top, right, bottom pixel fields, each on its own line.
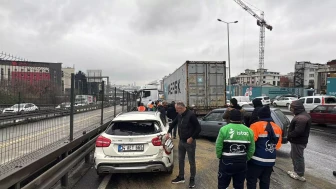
left=171, top=176, right=185, bottom=184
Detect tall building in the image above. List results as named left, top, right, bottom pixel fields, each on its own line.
left=62, top=67, right=75, bottom=94
left=294, top=61, right=328, bottom=89
left=87, top=70, right=102, bottom=95
left=234, top=69, right=281, bottom=86
left=0, top=60, right=62, bottom=104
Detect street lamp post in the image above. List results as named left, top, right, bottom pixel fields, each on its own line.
left=217, top=19, right=238, bottom=100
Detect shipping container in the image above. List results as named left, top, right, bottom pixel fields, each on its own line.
left=163, top=61, right=226, bottom=115
left=327, top=77, right=336, bottom=96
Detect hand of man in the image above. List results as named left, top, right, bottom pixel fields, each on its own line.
left=165, top=133, right=171, bottom=140
left=187, top=137, right=193, bottom=144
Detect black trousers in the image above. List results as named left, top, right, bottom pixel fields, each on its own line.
left=218, top=159, right=246, bottom=189
left=246, top=162, right=273, bottom=189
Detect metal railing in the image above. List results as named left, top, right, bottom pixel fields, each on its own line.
left=0, top=73, right=138, bottom=174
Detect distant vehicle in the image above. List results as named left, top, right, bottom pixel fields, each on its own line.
left=137, top=85, right=161, bottom=107
left=94, top=111, right=174, bottom=177
left=232, top=96, right=252, bottom=106
left=198, top=107, right=289, bottom=144
left=254, top=96, right=271, bottom=105
left=75, top=95, right=95, bottom=106
left=55, top=102, right=71, bottom=109
left=2, top=103, right=39, bottom=113
left=271, top=94, right=299, bottom=104
left=298, top=96, right=336, bottom=112
left=273, top=97, right=298, bottom=108
left=309, top=105, right=336, bottom=125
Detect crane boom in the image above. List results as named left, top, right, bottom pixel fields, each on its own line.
left=233, top=0, right=272, bottom=86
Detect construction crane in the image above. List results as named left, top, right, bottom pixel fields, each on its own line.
left=234, top=0, right=272, bottom=86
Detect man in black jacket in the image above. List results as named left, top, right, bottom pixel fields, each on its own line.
left=248, top=98, right=264, bottom=127
left=287, top=100, right=311, bottom=182
left=166, top=101, right=201, bottom=188
left=167, top=101, right=178, bottom=138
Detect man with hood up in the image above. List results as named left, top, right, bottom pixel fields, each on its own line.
left=246, top=106, right=282, bottom=189
left=223, top=98, right=245, bottom=123
left=248, top=98, right=264, bottom=127
left=287, top=100, right=312, bottom=182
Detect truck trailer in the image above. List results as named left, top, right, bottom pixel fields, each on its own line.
left=163, top=61, right=227, bottom=115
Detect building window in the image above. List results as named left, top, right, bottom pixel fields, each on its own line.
left=310, top=68, right=315, bottom=72
left=309, top=74, right=314, bottom=77
left=263, top=76, right=266, bottom=79
left=277, top=81, right=280, bottom=86
left=263, top=81, right=266, bottom=84
left=273, top=81, right=276, bottom=85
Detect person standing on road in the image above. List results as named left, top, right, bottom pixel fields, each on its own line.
left=246, top=106, right=282, bottom=189
left=223, top=98, right=245, bottom=123
left=137, top=103, right=146, bottom=112
left=248, top=98, right=264, bottom=127
left=166, top=101, right=201, bottom=188
left=157, top=101, right=167, bottom=125
left=216, top=109, right=255, bottom=189
left=287, top=100, right=312, bottom=182
left=167, top=101, right=178, bottom=139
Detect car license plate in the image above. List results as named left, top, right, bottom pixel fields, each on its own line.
left=118, top=144, right=144, bottom=152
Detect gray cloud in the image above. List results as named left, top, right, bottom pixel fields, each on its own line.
left=0, top=0, right=335, bottom=85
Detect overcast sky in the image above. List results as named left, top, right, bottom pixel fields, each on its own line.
left=1, top=0, right=335, bottom=85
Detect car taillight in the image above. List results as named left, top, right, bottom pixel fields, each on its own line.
left=322, top=97, right=325, bottom=105
left=96, top=135, right=111, bottom=147
left=151, top=137, right=162, bottom=146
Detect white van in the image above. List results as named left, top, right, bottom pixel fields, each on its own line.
left=298, top=96, right=336, bottom=112
left=254, top=96, right=271, bottom=105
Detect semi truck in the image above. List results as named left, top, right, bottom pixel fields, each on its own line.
left=163, top=60, right=227, bottom=115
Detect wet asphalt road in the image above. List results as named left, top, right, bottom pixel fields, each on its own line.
left=58, top=114, right=336, bottom=189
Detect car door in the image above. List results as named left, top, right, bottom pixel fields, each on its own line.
left=325, top=106, right=336, bottom=124
left=200, top=111, right=225, bottom=137
left=304, top=97, right=315, bottom=112
left=310, top=105, right=327, bottom=123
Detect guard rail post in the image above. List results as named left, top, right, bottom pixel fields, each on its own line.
left=114, top=87, right=116, bottom=117
left=101, top=81, right=105, bottom=125
left=61, top=152, right=69, bottom=187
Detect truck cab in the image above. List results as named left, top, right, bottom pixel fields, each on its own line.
left=137, top=85, right=160, bottom=106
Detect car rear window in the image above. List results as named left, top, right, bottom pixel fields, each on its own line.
left=264, top=97, right=270, bottom=100
left=273, top=110, right=290, bottom=126
left=325, top=97, right=336, bottom=104
left=105, top=121, right=161, bottom=136
left=312, top=105, right=328, bottom=113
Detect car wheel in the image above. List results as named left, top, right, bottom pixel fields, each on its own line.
left=96, top=171, right=108, bottom=178
left=273, top=103, right=277, bottom=107
left=286, top=103, right=290, bottom=108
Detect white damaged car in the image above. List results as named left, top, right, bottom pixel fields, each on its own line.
left=94, top=111, right=174, bottom=177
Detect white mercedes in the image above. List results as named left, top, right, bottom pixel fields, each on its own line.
left=94, top=111, right=174, bottom=177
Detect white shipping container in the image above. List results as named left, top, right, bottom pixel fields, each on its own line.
left=163, top=61, right=226, bottom=115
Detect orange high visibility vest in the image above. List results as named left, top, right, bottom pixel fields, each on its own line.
left=148, top=104, right=153, bottom=109
left=138, top=106, right=146, bottom=112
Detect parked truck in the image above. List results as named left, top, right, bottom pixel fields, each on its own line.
left=163, top=60, right=226, bottom=115
left=75, top=95, right=95, bottom=106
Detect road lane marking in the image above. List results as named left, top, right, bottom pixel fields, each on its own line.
left=0, top=108, right=120, bottom=148
left=97, top=174, right=112, bottom=189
